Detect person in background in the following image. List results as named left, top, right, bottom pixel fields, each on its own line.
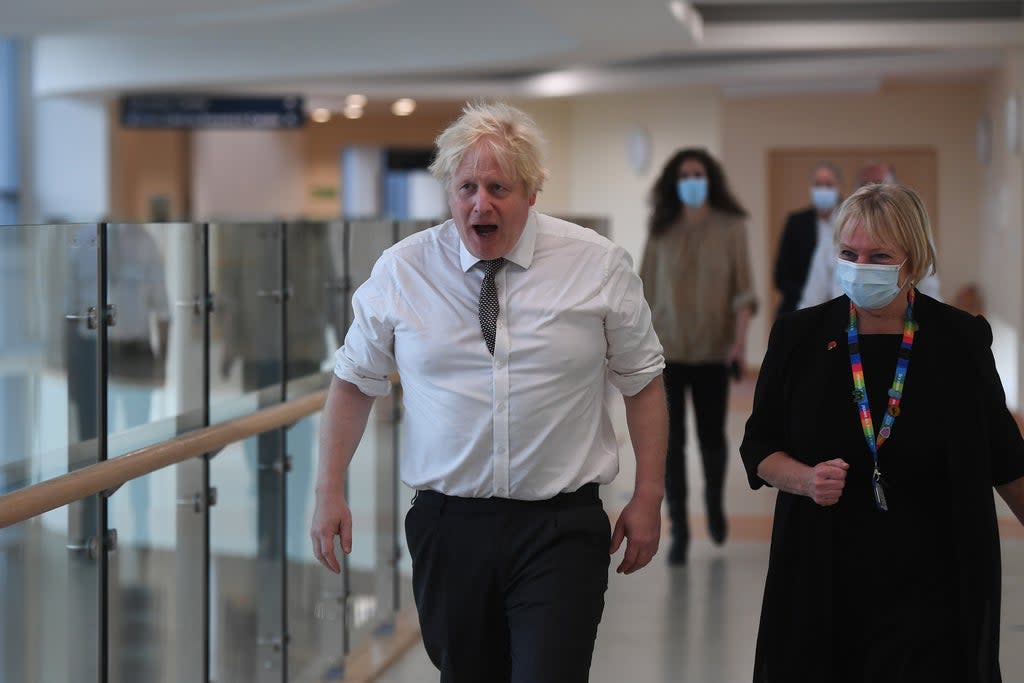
left=640, top=147, right=757, bottom=566
left=798, top=161, right=941, bottom=309
left=772, top=162, right=842, bottom=317
left=311, top=101, right=667, bottom=683
left=741, top=182, right=1024, bottom=682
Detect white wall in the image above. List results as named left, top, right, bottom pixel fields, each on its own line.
left=512, top=97, right=573, bottom=215
left=191, top=129, right=305, bottom=220
left=31, top=95, right=109, bottom=223
left=981, top=49, right=1024, bottom=410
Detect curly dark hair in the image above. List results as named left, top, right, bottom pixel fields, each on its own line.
left=648, top=148, right=747, bottom=236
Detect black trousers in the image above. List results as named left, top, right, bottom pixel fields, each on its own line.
left=663, top=362, right=729, bottom=543
left=405, top=484, right=611, bottom=683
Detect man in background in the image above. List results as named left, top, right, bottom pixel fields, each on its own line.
left=772, top=162, right=842, bottom=317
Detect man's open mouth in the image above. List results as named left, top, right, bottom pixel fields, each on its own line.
left=473, top=224, right=498, bottom=235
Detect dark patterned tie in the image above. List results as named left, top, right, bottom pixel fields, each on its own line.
left=478, top=258, right=506, bottom=355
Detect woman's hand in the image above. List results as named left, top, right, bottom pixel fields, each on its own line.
left=807, top=458, right=849, bottom=506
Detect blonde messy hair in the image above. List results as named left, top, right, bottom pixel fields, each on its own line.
left=428, top=101, right=549, bottom=196
left=833, top=183, right=937, bottom=286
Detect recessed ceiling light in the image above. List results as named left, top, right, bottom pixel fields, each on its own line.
left=343, top=104, right=364, bottom=119
left=391, top=98, right=416, bottom=116
left=345, top=94, right=367, bottom=108
left=310, top=107, right=331, bottom=123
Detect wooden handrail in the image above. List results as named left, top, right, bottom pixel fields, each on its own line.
left=0, top=389, right=328, bottom=529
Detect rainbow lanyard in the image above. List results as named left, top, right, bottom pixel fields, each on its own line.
left=847, top=288, right=916, bottom=511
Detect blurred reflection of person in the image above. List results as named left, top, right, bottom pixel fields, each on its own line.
left=64, top=224, right=170, bottom=542
left=107, top=224, right=170, bottom=541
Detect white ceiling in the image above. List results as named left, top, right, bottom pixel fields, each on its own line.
left=10, top=0, right=1024, bottom=100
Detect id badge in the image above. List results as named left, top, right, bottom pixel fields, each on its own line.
left=872, top=469, right=889, bottom=512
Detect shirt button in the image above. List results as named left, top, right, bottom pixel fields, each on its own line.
left=497, top=402, right=506, bottom=410
left=496, top=360, right=505, bottom=369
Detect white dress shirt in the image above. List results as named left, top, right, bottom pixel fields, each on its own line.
left=335, top=211, right=664, bottom=500
left=797, top=232, right=942, bottom=309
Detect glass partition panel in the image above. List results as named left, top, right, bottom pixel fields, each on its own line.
left=209, top=222, right=284, bottom=419
left=0, top=224, right=101, bottom=681
left=346, top=220, right=396, bottom=316
left=106, top=223, right=206, bottom=446
left=107, top=468, right=177, bottom=683
left=2, top=509, right=100, bottom=683
left=106, top=222, right=208, bottom=683
left=285, top=413, right=345, bottom=681
left=286, top=221, right=337, bottom=382
left=323, top=220, right=347, bottom=353
left=210, top=222, right=288, bottom=682
left=0, top=224, right=99, bottom=487
left=210, top=437, right=282, bottom=682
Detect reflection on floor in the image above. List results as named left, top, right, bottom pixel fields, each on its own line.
left=377, top=377, right=1024, bottom=683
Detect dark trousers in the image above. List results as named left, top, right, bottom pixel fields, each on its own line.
left=663, top=362, right=729, bottom=545
left=405, top=484, right=611, bottom=683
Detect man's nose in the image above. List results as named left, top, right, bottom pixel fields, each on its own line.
left=473, top=191, right=493, bottom=214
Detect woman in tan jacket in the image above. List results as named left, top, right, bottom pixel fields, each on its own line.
left=640, top=147, right=758, bottom=565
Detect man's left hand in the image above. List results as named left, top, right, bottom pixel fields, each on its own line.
left=609, top=493, right=661, bottom=574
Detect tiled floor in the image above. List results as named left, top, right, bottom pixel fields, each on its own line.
left=377, top=377, right=1024, bottom=683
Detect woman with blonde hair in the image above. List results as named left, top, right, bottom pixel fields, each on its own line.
left=741, top=182, right=1024, bottom=682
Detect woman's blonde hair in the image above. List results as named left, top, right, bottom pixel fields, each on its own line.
left=833, top=183, right=937, bottom=285
left=428, top=101, right=549, bottom=195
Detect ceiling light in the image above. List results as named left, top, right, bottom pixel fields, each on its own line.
left=667, top=0, right=703, bottom=42
left=345, top=94, right=367, bottom=108
left=343, top=104, right=364, bottom=119
left=310, top=107, right=331, bottom=123
left=391, top=98, right=416, bottom=116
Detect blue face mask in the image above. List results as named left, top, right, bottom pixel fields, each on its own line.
left=677, top=177, right=708, bottom=208
left=811, top=186, right=839, bottom=213
left=835, top=258, right=907, bottom=309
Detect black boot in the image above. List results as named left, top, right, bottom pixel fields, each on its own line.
left=706, top=491, right=727, bottom=546
left=668, top=526, right=689, bottom=566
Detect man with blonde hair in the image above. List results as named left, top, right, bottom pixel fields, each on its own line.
left=311, top=101, right=667, bottom=682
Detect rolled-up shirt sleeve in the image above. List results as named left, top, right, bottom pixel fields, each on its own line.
left=603, top=245, right=665, bottom=396
left=333, top=262, right=397, bottom=397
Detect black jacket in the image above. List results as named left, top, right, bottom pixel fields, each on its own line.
left=772, top=207, right=819, bottom=317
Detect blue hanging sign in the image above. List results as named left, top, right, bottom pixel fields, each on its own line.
left=120, top=94, right=305, bottom=129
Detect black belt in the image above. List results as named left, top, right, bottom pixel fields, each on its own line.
left=413, top=482, right=600, bottom=512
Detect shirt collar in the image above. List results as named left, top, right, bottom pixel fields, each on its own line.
left=458, top=210, right=538, bottom=272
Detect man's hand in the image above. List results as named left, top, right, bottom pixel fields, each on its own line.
left=310, top=494, right=352, bottom=574
left=609, top=492, right=662, bottom=575
left=807, top=458, right=849, bottom=506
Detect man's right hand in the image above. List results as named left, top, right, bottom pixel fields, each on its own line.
left=310, top=495, right=352, bottom=574
left=806, top=458, right=849, bottom=506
